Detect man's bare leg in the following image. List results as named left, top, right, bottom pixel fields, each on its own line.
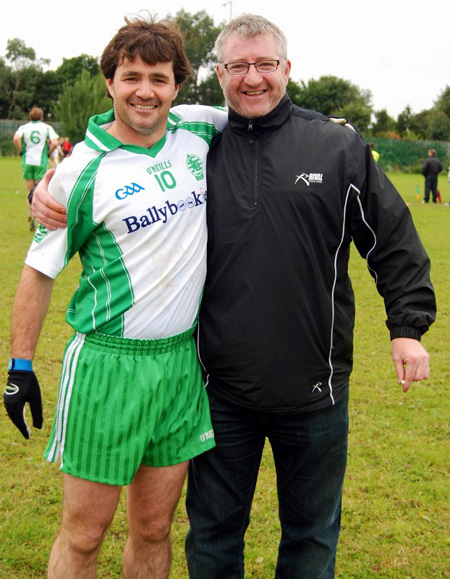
left=48, top=474, right=122, bottom=579
left=123, top=461, right=189, bottom=579
left=25, top=179, right=36, bottom=229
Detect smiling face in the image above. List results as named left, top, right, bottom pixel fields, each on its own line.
left=105, top=56, right=180, bottom=147
left=217, top=33, right=291, bottom=119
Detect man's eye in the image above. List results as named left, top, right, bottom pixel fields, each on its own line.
left=257, top=61, right=274, bottom=71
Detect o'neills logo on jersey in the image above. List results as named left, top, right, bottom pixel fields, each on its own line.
left=123, top=189, right=206, bottom=233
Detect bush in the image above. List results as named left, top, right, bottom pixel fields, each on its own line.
left=0, top=136, right=17, bottom=156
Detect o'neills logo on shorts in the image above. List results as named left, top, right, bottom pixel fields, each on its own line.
left=200, top=429, right=214, bottom=442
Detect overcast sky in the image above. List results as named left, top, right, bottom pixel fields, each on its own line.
left=2, top=0, right=448, bottom=118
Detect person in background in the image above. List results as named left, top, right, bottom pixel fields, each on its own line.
left=61, top=136, right=73, bottom=158
left=445, top=163, right=450, bottom=206
left=49, top=139, right=61, bottom=168
left=13, top=107, right=58, bottom=230
left=369, top=141, right=380, bottom=162
left=422, top=148, right=442, bottom=203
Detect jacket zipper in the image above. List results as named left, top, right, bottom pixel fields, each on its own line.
left=247, top=120, right=260, bottom=206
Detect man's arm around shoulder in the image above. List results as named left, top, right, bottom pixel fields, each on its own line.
left=31, top=169, right=67, bottom=231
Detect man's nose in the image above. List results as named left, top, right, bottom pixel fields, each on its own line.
left=244, top=64, right=264, bottom=83
left=136, top=80, right=156, bottom=98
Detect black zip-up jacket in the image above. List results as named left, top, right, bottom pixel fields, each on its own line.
left=422, top=156, right=442, bottom=178
left=198, top=95, right=436, bottom=413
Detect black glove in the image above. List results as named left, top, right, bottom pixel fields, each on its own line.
left=27, top=178, right=42, bottom=205
left=4, top=370, right=43, bottom=439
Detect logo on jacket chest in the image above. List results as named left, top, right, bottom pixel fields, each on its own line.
left=295, top=173, right=323, bottom=186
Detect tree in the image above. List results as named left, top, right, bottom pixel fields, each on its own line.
left=172, top=10, right=223, bottom=104
left=56, top=55, right=101, bottom=85
left=409, top=110, right=431, bottom=140
left=396, top=105, right=413, bottom=137
left=0, top=58, right=13, bottom=117
left=195, top=70, right=225, bottom=106
left=52, top=70, right=111, bottom=143
left=371, top=109, right=396, bottom=136
left=288, top=75, right=372, bottom=133
left=336, top=102, right=372, bottom=134
left=428, top=109, right=450, bottom=141
left=290, top=75, right=372, bottom=117
left=435, top=85, right=450, bottom=120
left=5, top=38, right=49, bottom=118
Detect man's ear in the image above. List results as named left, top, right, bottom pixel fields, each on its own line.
left=283, top=59, right=291, bottom=85
left=105, top=78, right=114, bottom=99
left=216, top=63, right=224, bottom=85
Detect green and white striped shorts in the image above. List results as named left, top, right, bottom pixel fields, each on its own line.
left=44, top=327, right=215, bottom=485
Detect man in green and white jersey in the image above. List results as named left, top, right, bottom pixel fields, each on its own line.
left=13, top=106, right=59, bottom=230
left=5, top=16, right=226, bottom=578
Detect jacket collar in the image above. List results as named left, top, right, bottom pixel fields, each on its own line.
left=228, top=94, right=292, bottom=133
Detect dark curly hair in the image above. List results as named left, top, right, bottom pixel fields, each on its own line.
left=100, top=14, right=193, bottom=86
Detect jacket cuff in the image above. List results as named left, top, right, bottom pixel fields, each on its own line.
left=390, top=327, right=422, bottom=341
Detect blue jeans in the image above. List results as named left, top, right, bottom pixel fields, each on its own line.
left=186, top=391, right=349, bottom=579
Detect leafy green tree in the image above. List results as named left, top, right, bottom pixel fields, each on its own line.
left=396, top=105, right=413, bottom=137
left=435, top=85, right=450, bottom=120
left=428, top=109, right=450, bottom=141
left=286, top=78, right=303, bottom=105
left=195, top=69, right=225, bottom=106
left=5, top=38, right=49, bottom=118
left=290, top=75, right=372, bottom=118
left=172, top=9, right=223, bottom=104
left=408, top=110, right=431, bottom=139
left=288, top=75, right=372, bottom=132
left=335, top=102, right=372, bottom=134
left=56, top=55, right=101, bottom=85
left=32, top=70, right=62, bottom=119
left=0, top=58, right=12, bottom=117
left=371, top=109, right=396, bottom=136
left=52, top=70, right=111, bottom=144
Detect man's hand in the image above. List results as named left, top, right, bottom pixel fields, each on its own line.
left=4, top=370, right=43, bottom=439
left=391, top=337, right=430, bottom=392
left=31, top=169, right=67, bottom=231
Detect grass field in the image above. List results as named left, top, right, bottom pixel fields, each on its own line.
left=0, top=156, right=449, bottom=578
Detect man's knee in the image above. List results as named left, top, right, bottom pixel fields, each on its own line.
left=131, top=514, right=173, bottom=545
left=60, top=521, right=110, bottom=557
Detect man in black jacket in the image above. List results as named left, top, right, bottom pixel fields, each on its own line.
left=422, top=148, right=443, bottom=203
left=185, top=14, right=435, bottom=579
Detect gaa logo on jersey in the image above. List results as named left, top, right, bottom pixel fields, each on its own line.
left=115, top=182, right=145, bottom=200
left=186, top=154, right=204, bottom=181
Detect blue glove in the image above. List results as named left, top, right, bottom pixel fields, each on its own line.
left=4, top=367, right=43, bottom=439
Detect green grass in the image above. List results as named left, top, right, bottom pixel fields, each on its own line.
left=0, top=157, right=449, bottom=578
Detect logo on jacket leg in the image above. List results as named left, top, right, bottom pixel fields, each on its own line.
left=295, top=173, right=323, bottom=186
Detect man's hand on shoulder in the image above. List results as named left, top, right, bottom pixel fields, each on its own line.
left=391, top=337, right=430, bottom=392
left=31, top=169, right=67, bottom=231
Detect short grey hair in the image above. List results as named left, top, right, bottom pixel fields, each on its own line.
left=215, top=14, right=288, bottom=63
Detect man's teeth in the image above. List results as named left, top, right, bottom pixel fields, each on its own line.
left=133, top=104, right=157, bottom=109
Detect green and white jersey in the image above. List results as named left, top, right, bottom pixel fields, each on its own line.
left=25, top=105, right=227, bottom=339
left=15, top=120, right=58, bottom=167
